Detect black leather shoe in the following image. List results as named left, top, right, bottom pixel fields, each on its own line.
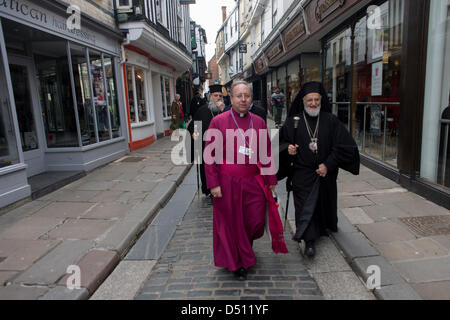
left=305, top=241, right=316, bottom=257
left=234, top=268, right=248, bottom=281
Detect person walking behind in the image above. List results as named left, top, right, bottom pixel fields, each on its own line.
left=271, top=87, right=286, bottom=128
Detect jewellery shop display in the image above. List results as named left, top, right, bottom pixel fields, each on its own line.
left=303, top=111, right=319, bottom=154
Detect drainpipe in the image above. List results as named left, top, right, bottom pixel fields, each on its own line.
left=120, top=32, right=131, bottom=64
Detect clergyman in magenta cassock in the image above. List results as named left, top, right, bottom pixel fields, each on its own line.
left=204, top=81, right=288, bottom=281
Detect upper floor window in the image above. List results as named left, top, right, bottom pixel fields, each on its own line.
left=156, top=0, right=168, bottom=27
left=272, top=0, right=278, bottom=27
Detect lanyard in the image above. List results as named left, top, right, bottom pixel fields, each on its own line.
left=230, top=110, right=253, bottom=148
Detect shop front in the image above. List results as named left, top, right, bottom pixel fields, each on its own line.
left=0, top=0, right=128, bottom=208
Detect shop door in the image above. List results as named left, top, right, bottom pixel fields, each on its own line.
left=8, top=56, right=46, bottom=177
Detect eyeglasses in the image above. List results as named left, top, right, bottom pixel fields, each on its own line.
left=232, top=94, right=252, bottom=99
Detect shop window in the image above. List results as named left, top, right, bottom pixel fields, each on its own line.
left=104, top=56, right=121, bottom=138
left=126, top=65, right=136, bottom=123
left=323, top=0, right=403, bottom=168
left=135, top=67, right=148, bottom=122
left=9, top=64, right=38, bottom=152
left=89, top=50, right=110, bottom=142
left=35, top=41, right=79, bottom=148
left=287, top=59, right=300, bottom=112
left=0, top=52, right=19, bottom=168
left=70, top=44, right=96, bottom=146
left=126, top=65, right=149, bottom=124
left=161, top=76, right=172, bottom=118
left=421, top=0, right=450, bottom=188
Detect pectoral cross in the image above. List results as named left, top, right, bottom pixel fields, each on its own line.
left=309, top=138, right=318, bottom=154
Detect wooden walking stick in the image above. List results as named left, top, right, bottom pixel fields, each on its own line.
left=284, top=116, right=301, bottom=229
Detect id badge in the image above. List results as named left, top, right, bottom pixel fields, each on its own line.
left=239, top=145, right=251, bottom=156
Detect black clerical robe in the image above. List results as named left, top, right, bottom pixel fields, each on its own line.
left=279, top=111, right=360, bottom=242
left=187, top=104, right=220, bottom=195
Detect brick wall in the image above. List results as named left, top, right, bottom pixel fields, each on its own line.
left=208, top=55, right=219, bottom=86
left=64, top=0, right=117, bottom=30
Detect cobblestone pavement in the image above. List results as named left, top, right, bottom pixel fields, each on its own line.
left=135, top=197, right=323, bottom=301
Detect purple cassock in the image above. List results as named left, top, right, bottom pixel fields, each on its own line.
left=204, top=109, right=288, bottom=272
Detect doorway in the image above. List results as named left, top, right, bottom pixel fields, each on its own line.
left=8, top=55, right=46, bottom=177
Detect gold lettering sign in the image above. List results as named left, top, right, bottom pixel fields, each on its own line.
left=284, top=18, right=306, bottom=47
left=315, top=0, right=345, bottom=22
left=266, top=41, right=283, bottom=61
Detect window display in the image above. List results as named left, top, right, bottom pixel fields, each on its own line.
left=0, top=50, right=19, bottom=168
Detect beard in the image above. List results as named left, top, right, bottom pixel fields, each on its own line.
left=208, top=100, right=222, bottom=113
left=305, top=105, right=321, bottom=117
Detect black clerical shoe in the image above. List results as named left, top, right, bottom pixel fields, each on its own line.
left=234, top=268, right=248, bottom=281
left=304, top=241, right=316, bottom=258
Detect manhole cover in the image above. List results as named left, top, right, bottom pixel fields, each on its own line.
left=399, top=215, right=450, bottom=237
left=120, top=157, right=145, bottom=163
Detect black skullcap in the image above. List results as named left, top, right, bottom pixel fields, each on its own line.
left=288, top=81, right=332, bottom=117
left=209, top=84, right=223, bottom=94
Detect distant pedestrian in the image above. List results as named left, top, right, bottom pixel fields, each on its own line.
left=171, top=94, right=185, bottom=129
left=279, top=82, right=360, bottom=258
left=189, top=89, right=203, bottom=119
left=271, top=87, right=286, bottom=128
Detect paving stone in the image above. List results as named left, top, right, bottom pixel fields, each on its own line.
left=39, top=286, right=89, bottom=300
left=14, top=240, right=94, bottom=285
left=411, top=280, right=450, bottom=300
left=376, top=238, right=448, bottom=262
left=41, top=189, right=101, bottom=202
left=338, top=196, right=374, bottom=208
left=392, top=257, right=450, bottom=283
left=47, top=219, right=115, bottom=240
left=82, top=203, right=133, bottom=220
left=87, top=190, right=125, bottom=203
left=0, top=285, right=49, bottom=300
left=357, top=221, right=417, bottom=244
left=341, top=207, right=374, bottom=225
left=0, top=239, right=60, bottom=271
left=393, top=199, right=449, bottom=217
left=374, top=283, right=422, bottom=300
left=362, top=204, right=410, bottom=221
left=0, top=216, right=64, bottom=240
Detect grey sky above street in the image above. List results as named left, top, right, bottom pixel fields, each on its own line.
left=190, top=0, right=237, bottom=61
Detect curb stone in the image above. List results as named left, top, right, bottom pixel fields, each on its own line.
left=329, top=210, right=422, bottom=300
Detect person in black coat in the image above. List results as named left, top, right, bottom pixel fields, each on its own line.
left=279, top=82, right=360, bottom=258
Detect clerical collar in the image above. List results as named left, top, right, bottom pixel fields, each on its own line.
left=231, top=108, right=248, bottom=118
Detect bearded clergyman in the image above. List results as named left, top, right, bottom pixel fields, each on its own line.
left=187, top=85, right=226, bottom=200
left=278, top=82, right=360, bottom=257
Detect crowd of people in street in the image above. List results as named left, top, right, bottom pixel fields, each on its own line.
left=173, top=79, right=360, bottom=281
